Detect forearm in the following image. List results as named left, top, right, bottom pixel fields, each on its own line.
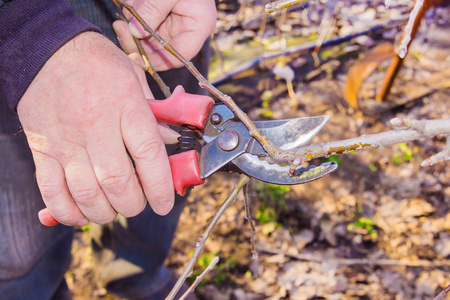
left=0, top=0, right=100, bottom=110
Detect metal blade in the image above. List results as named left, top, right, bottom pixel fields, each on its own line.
left=248, top=115, right=330, bottom=156
left=231, top=115, right=336, bottom=184
left=233, top=154, right=338, bottom=184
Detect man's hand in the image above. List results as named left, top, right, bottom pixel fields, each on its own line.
left=113, top=0, right=217, bottom=70
left=18, top=32, right=179, bottom=226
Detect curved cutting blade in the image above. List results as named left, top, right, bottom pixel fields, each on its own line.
left=249, top=115, right=330, bottom=155
left=251, top=116, right=330, bottom=155
left=232, top=115, right=336, bottom=184
left=233, top=154, right=338, bottom=184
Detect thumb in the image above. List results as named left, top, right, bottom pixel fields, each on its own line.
left=128, top=0, right=173, bottom=39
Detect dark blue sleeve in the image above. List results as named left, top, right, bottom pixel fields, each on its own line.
left=0, top=0, right=101, bottom=110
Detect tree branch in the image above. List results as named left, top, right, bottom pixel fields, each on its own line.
left=111, top=0, right=171, bottom=97
left=262, top=118, right=450, bottom=170
left=114, top=0, right=282, bottom=158
left=178, top=256, right=219, bottom=300
left=166, top=175, right=249, bottom=300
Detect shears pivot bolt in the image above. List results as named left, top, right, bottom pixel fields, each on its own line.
left=218, top=129, right=239, bottom=151
left=210, top=113, right=222, bottom=125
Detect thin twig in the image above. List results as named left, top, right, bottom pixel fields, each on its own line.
left=398, top=0, right=425, bottom=58
left=258, top=246, right=450, bottom=267
left=244, top=183, right=258, bottom=259
left=265, top=0, right=308, bottom=13
left=434, top=283, right=450, bottom=300
left=115, top=0, right=281, bottom=158
left=111, top=0, right=171, bottom=97
left=313, top=2, right=342, bottom=54
left=257, top=0, right=269, bottom=69
left=166, top=175, right=249, bottom=300
left=178, top=256, right=220, bottom=300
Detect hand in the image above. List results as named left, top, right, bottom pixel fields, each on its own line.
left=18, top=32, right=179, bottom=226
left=113, top=0, right=217, bottom=71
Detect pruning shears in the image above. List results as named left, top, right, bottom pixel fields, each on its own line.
left=39, top=86, right=337, bottom=226
left=149, top=86, right=338, bottom=196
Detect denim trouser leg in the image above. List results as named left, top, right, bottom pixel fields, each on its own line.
left=0, top=105, right=75, bottom=299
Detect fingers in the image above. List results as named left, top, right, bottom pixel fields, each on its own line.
left=121, top=100, right=175, bottom=216
left=84, top=125, right=148, bottom=218
left=127, top=0, right=172, bottom=39
left=112, top=0, right=217, bottom=71
left=63, top=151, right=118, bottom=224
left=113, top=20, right=140, bottom=58
left=158, top=123, right=180, bottom=144
left=33, top=151, right=88, bottom=226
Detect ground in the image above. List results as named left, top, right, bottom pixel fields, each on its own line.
left=67, top=1, right=450, bottom=299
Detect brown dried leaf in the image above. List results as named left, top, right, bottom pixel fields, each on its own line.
left=344, top=42, right=395, bottom=108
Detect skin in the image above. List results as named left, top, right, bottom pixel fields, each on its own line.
left=114, top=0, right=217, bottom=70
left=17, top=0, right=217, bottom=226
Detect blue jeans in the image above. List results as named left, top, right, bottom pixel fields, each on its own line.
left=0, top=1, right=209, bottom=298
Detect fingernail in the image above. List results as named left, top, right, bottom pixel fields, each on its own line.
left=155, top=202, right=173, bottom=215
left=129, top=18, right=144, bottom=38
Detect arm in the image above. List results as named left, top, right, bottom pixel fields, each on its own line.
left=0, top=0, right=100, bottom=109
left=1, top=0, right=177, bottom=226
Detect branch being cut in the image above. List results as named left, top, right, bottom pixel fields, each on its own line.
left=115, top=0, right=281, bottom=158
left=263, top=118, right=450, bottom=169
left=166, top=175, right=249, bottom=300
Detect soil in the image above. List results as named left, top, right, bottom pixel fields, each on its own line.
left=67, top=1, right=450, bottom=299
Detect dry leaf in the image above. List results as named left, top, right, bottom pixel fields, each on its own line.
left=344, top=42, right=395, bottom=108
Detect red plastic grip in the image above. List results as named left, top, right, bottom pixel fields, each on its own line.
left=38, top=208, right=61, bottom=226
left=148, top=85, right=214, bottom=130
left=168, top=150, right=204, bottom=196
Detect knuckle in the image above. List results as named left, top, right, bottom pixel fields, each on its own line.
left=133, top=138, right=165, bottom=161
left=70, top=185, right=101, bottom=207
left=38, top=179, right=65, bottom=202
left=98, top=172, right=131, bottom=195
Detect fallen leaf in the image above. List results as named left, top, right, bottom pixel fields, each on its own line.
left=344, top=42, right=395, bottom=108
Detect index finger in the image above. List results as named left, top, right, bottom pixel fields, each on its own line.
left=121, top=99, right=175, bottom=215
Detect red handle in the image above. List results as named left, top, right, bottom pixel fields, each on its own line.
left=169, top=150, right=204, bottom=196
left=148, top=85, right=214, bottom=130
left=40, top=87, right=211, bottom=226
